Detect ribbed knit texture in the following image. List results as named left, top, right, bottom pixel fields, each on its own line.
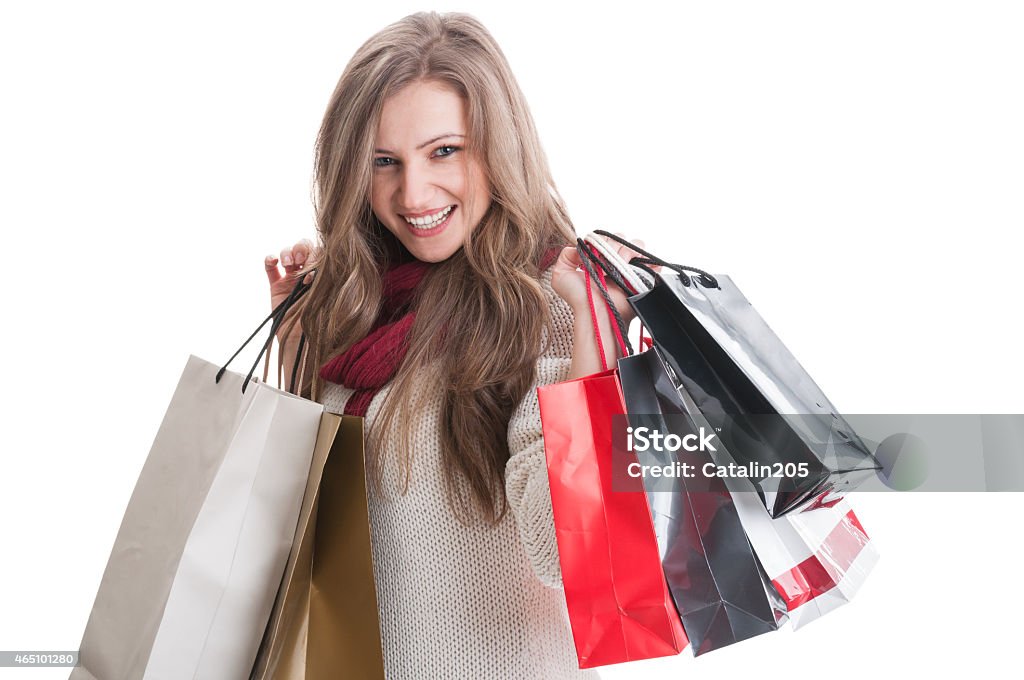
left=320, top=268, right=600, bottom=680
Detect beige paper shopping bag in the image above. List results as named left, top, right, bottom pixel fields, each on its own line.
left=71, top=355, right=323, bottom=680
left=251, top=412, right=385, bottom=680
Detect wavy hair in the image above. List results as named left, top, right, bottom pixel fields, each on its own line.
left=280, top=11, right=575, bottom=524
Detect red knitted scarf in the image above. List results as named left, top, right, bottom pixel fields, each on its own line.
left=319, top=245, right=564, bottom=417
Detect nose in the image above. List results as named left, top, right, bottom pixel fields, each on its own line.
left=398, top=162, right=435, bottom=212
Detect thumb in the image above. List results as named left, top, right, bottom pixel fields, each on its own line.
left=553, top=246, right=581, bottom=271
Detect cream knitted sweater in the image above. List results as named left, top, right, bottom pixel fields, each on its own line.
left=319, top=268, right=601, bottom=680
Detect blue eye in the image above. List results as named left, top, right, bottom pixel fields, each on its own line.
left=434, top=145, right=460, bottom=157
left=374, top=156, right=396, bottom=167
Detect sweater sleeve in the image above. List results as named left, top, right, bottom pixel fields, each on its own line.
left=504, top=268, right=576, bottom=589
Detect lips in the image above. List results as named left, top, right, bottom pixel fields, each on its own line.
left=400, top=205, right=456, bottom=237
left=402, top=204, right=455, bottom=229
left=403, top=205, right=452, bottom=219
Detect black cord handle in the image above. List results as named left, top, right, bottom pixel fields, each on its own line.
left=579, top=240, right=639, bottom=296
left=592, top=229, right=719, bottom=289
left=217, top=271, right=314, bottom=393
left=576, top=238, right=635, bottom=357
left=289, top=331, right=307, bottom=395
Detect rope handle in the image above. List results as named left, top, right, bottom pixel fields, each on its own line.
left=581, top=257, right=610, bottom=372
left=582, top=243, right=632, bottom=358
left=580, top=236, right=663, bottom=355
left=289, top=331, right=308, bottom=396
left=216, top=270, right=314, bottom=394
left=590, top=252, right=631, bottom=360
left=576, top=239, right=634, bottom=364
left=591, top=229, right=719, bottom=289
left=582, top=232, right=653, bottom=293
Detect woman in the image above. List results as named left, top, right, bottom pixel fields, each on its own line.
left=264, top=11, right=642, bottom=679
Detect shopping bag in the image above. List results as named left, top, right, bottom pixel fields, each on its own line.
left=661, top=348, right=880, bottom=630
left=71, top=355, right=323, bottom=680
left=250, top=412, right=385, bottom=680
left=538, top=368, right=689, bottom=668
left=664, top=366, right=881, bottom=630
left=590, top=230, right=881, bottom=518
left=73, top=273, right=329, bottom=680
left=617, top=348, right=788, bottom=656
left=730, top=488, right=878, bottom=629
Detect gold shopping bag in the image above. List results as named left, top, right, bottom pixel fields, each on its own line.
left=251, top=412, right=385, bottom=680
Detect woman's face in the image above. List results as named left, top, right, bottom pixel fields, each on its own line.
left=370, top=79, right=491, bottom=263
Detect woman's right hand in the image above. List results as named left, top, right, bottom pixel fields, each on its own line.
left=264, top=238, right=318, bottom=342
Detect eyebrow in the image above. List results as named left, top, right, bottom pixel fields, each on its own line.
left=374, top=133, right=465, bottom=155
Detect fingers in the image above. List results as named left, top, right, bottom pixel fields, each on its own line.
left=267, top=239, right=318, bottom=287
left=612, top=231, right=642, bottom=261
left=291, top=239, right=316, bottom=268
left=279, top=246, right=296, bottom=270
left=277, top=239, right=313, bottom=269
left=265, top=254, right=282, bottom=284
left=592, top=231, right=645, bottom=266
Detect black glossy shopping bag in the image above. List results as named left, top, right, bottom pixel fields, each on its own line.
left=617, top=349, right=787, bottom=656
left=589, top=230, right=880, bottom=517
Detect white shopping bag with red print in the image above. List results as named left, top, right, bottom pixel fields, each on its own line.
left=729, top=489, right=878, bottom=628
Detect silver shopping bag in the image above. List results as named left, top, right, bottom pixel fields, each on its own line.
left=71, top=355, right=323, bottom=680
left=72, top=275, right=325, bottom=679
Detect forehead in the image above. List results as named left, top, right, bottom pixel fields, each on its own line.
left=376, top=80, right=467, bottom=148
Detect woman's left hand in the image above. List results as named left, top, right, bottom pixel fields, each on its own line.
left=550, top=233, right=647, bottom=322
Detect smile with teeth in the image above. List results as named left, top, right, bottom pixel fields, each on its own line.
left=403, top=205, right=454, bottom=229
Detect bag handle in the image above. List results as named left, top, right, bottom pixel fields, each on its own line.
left=216, top=271, right=314, bottom=394
left=591, top=229, right=719, bottom=289
left=583, top=232, right=653, bottom=293
left=576, top=239, right=634, bottom=367
left=579, top=236, right=641, bottom=297
left=579, top=236, right=658, bottom=353
left=290, top=331, right=308, bottom=396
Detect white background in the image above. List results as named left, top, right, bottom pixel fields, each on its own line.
left=2, top=1, right=1022, bottom=678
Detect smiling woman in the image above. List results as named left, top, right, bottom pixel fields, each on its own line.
left=262, top=10, right=645, bottom=679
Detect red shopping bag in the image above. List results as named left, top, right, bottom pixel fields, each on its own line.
left=538, top=368, right=688, bottom=668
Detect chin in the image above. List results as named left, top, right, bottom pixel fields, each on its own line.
left=411, top=245, right=462, bottom=263
left=401, top=237, right=462, bottom=261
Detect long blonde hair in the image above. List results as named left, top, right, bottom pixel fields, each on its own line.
left=283, top=11, right=575, bottom=524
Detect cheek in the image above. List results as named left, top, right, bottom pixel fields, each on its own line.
left=461, top=162, right=491, bottom=214
left=369, top=178, right=390, bottom=217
